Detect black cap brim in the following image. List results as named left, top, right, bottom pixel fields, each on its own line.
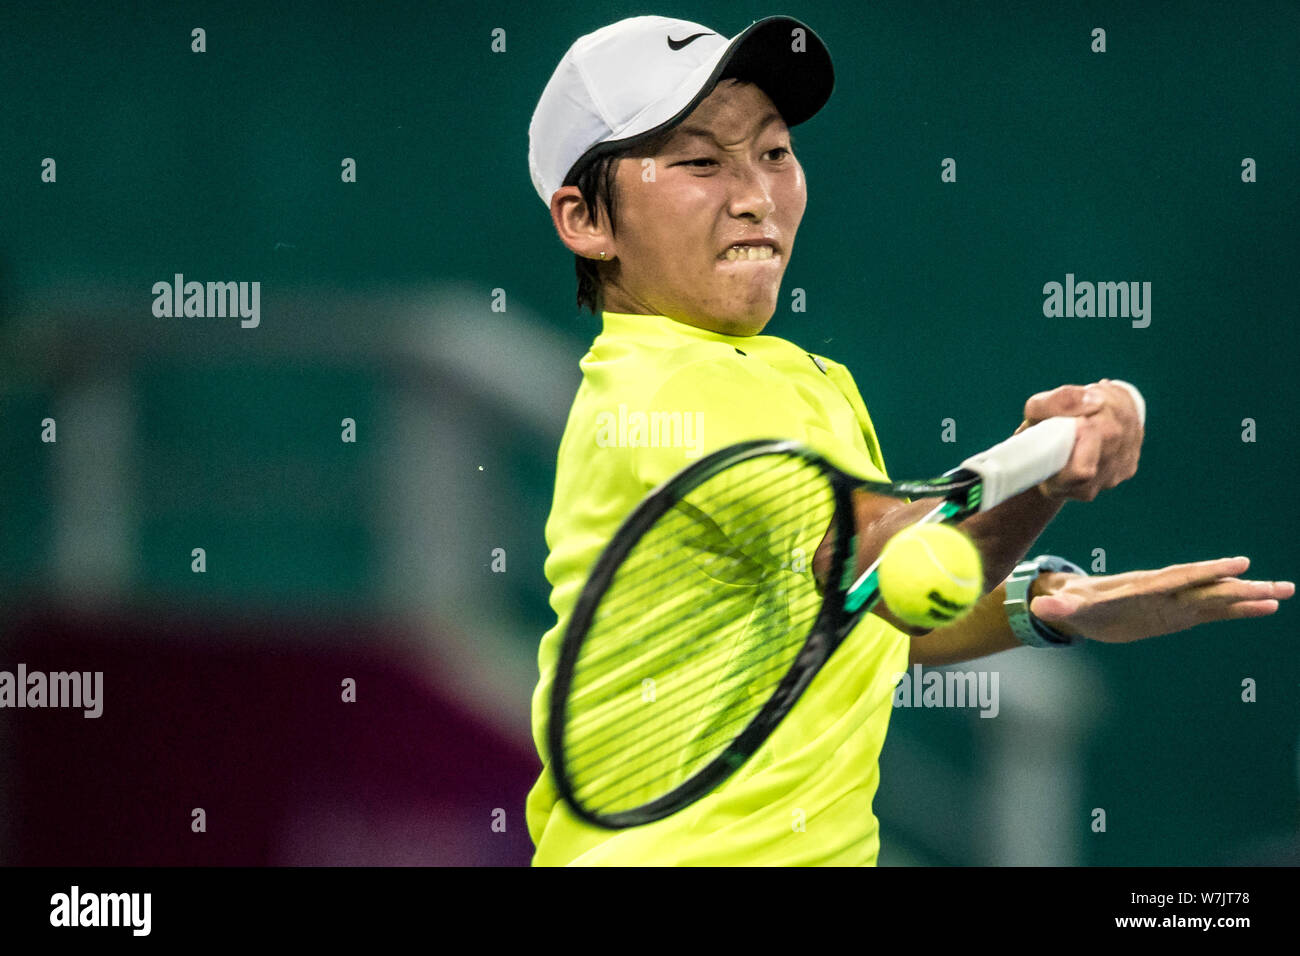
left=716, top=16, right=835, bottom=128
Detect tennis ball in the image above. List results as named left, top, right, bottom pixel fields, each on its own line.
left=877, top=524, right=983, bottom=628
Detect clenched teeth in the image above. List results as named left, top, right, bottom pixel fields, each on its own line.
left=724, top=245, right=775, bottom=261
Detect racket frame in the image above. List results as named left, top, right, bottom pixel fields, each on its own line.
left=548, top=439, right=980, bottom=829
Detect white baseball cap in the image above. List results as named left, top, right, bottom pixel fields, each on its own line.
left=528, top=15, right=834, bottom=207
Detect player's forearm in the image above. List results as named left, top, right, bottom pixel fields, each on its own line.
left=907, top=572, right=1072, bottom=666
left=958, top=486, right=1064, bottom=591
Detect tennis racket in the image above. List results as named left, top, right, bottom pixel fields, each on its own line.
left=548, top=416, right=1078, bottom=829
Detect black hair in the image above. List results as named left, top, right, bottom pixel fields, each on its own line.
left=566, top=124, right=685, bottom=314
left=570, top=153, right=621, bottom=315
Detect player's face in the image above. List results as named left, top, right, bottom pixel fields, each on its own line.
left=600, top=80, right=806, bottom=336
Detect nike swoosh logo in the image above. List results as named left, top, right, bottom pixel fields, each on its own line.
left=667, top=32, right=712, bottom=51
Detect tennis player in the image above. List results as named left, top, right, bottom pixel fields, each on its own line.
left=525, top=15, right=1293, bottom=865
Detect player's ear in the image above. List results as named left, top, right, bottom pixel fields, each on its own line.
left=551, top=185, right=613, bottom=261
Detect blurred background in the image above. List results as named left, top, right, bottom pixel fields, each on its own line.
left=0, top=0, right=1296, bottom=866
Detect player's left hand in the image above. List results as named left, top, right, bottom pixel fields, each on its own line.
left=1028, top=557, right=1294, bottom=643
left=1015, top=379, right=1143, bottom=502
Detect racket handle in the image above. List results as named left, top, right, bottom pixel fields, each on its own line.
left=960, top=416, right=1078, bottom=511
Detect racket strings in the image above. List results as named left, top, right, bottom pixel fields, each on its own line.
left=563, top=543, right=819, bottom=775
left=583, top=639, right=817, bottom=812
left=566, top=454, right=828, bottom=669
left=564, top=582, right=821, bottom=792
left=567, top=601, right=818, bottom=808
left=563, top=456, right=820, bottom=728
left=561, top=453, right=839, bottom=813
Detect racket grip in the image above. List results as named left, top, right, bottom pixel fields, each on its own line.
left=960, top=416, right=1078, bottom=510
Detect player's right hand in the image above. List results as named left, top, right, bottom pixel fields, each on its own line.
left=1015, top=380, right=1143, bottom=502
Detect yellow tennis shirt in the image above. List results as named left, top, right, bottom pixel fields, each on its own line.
left=527, top=310, right=909, bottom=865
